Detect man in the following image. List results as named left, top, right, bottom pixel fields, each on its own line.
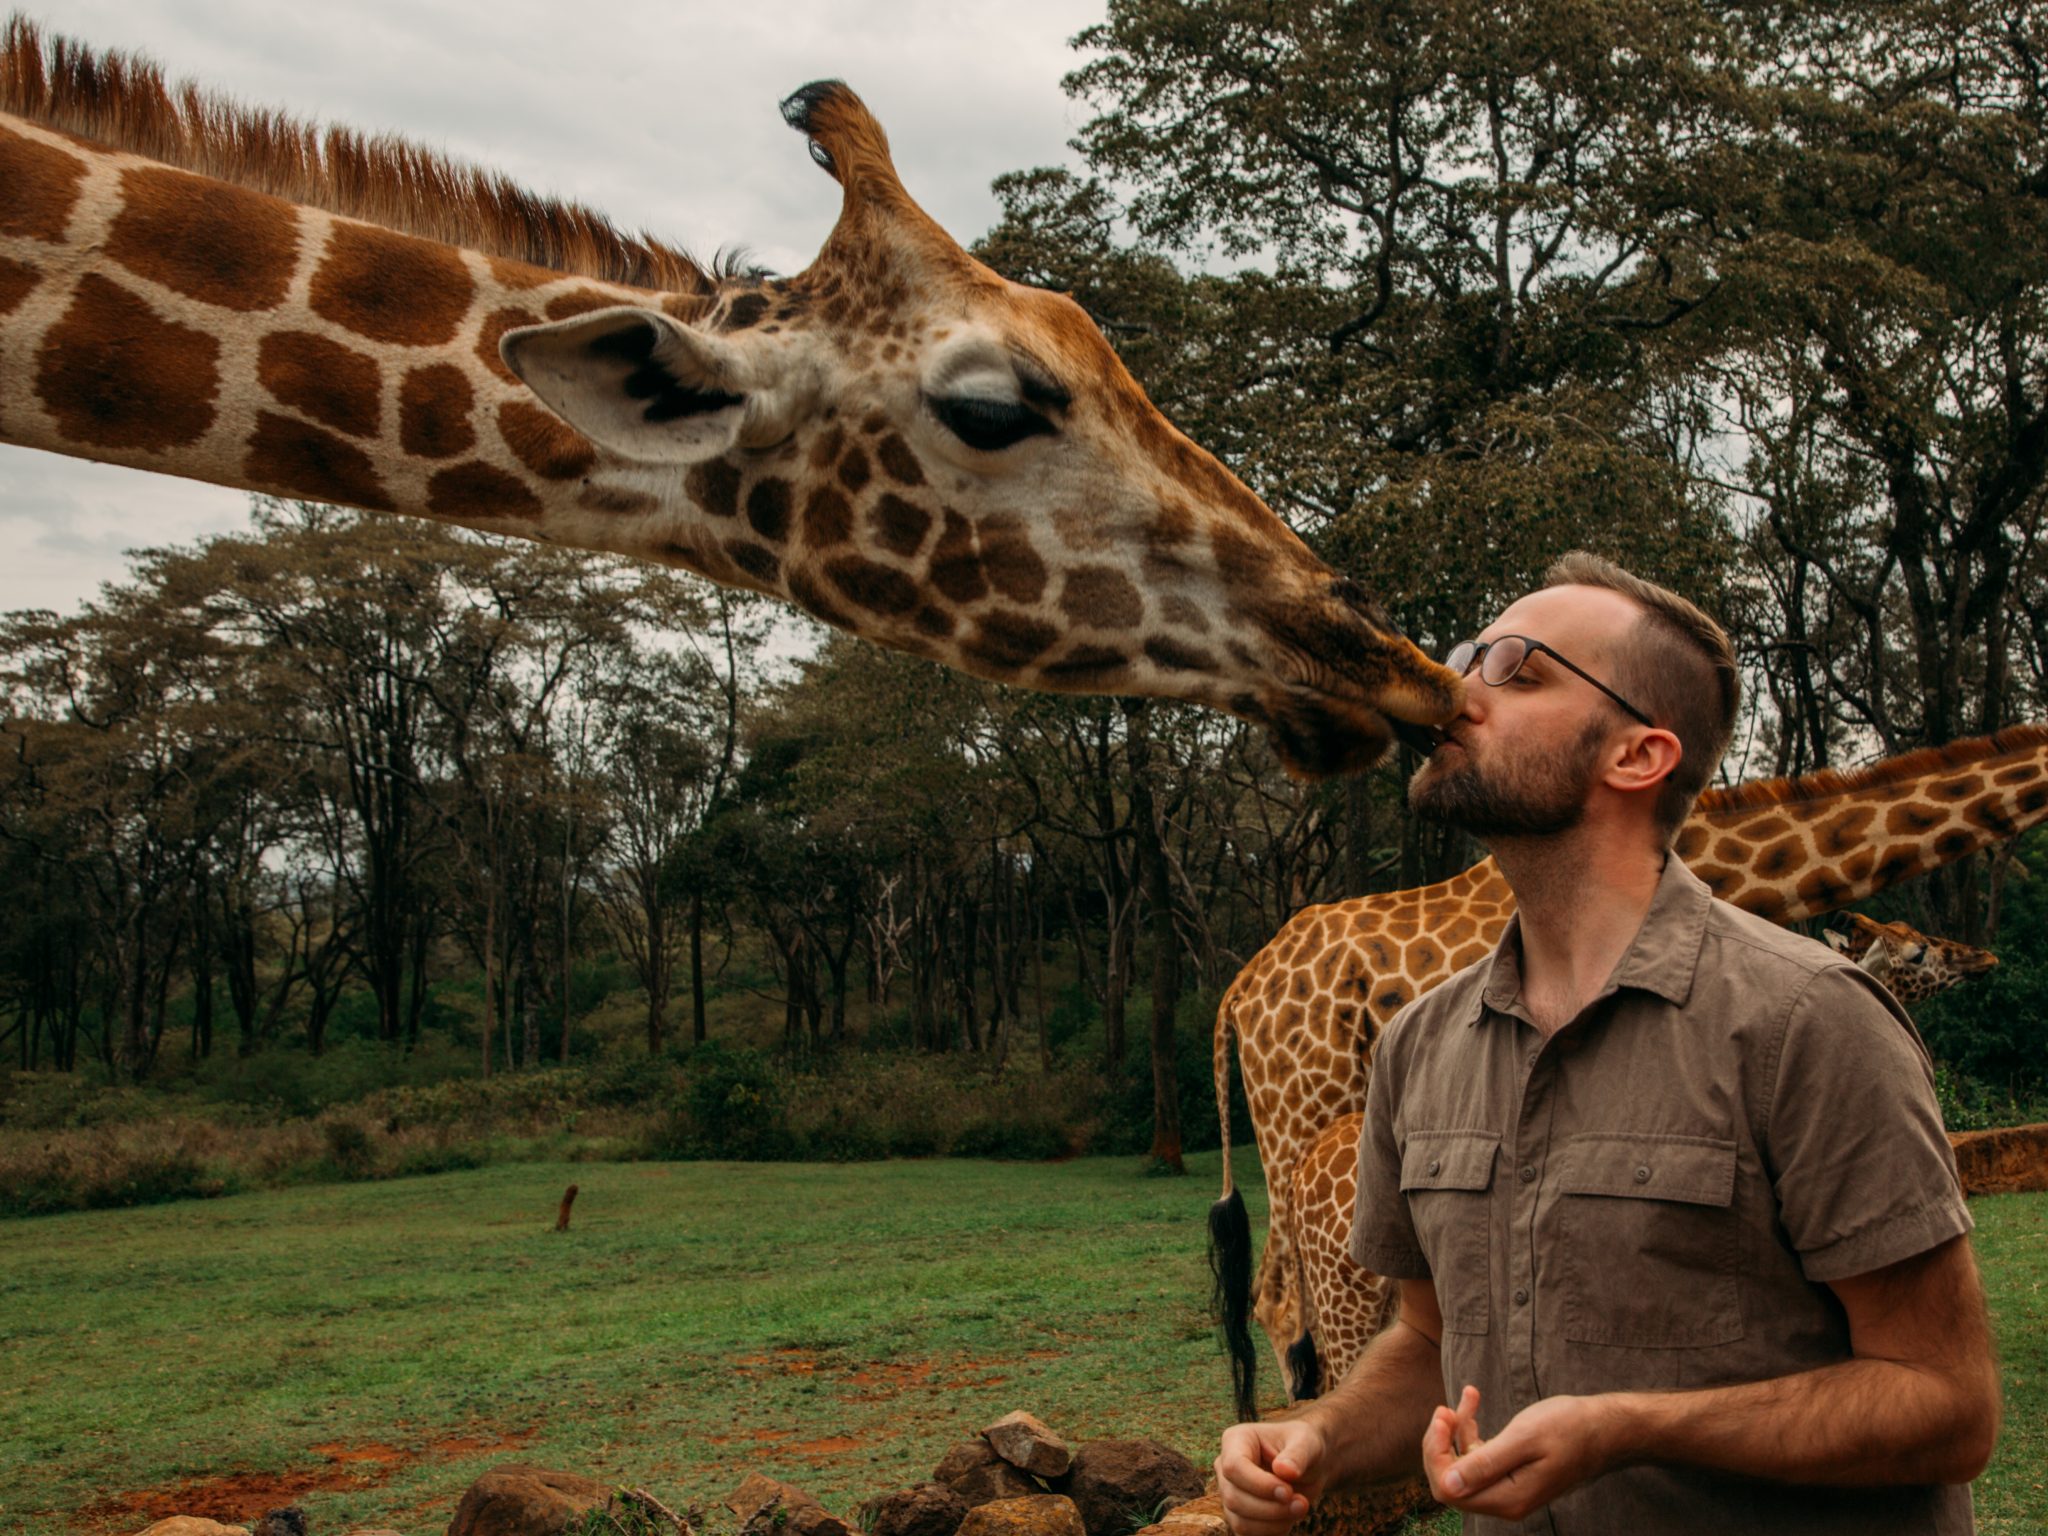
left=1214, top=553, right=2001, bottom=1534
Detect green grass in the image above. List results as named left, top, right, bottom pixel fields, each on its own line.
left=0, top=1159, right=2039, bottom=1536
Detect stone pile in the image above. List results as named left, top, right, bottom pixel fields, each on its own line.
left=127, top=1409, right=1216, bottom=1536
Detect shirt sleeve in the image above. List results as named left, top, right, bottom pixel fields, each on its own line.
left=1764, top=961, right=1973, bottom=1283
left=1349, top=1011, right=1431, bottom=1278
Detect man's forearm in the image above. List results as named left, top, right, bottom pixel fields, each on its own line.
left=1608, top=1353, right=1999, bottom=1488
left=1292, top=1317, right=1445, bottom=1492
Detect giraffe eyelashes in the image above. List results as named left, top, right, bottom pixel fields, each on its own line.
left=927, top=394, right=1056, bottom=452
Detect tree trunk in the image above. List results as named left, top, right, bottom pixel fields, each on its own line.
left=480, top=881, right=496, bottom=1078
left=1126, top=705, right=1184, bottom=1173
left=690, top=889, right=707, bottom=1045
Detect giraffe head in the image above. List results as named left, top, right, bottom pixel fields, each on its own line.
left=1824, top=911, right=1998, bottom=1007
left=501, top=83, right=1460, bottom=775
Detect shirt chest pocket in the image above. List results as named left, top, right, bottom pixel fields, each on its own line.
left=1400, top=1130, right=1499, bottom=1336
left=1557, top=1133, right=1743, bottom=1349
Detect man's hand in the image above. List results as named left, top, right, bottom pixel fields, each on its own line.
left=1421, top=1385, right=1619, bottom=1523
left=1214, top=1419, right=1327, bottom=1536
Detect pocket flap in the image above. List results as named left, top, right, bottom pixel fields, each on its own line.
left=1400, top=1130, right=1500, bottom=1192
left=1557, top=1134, right=1736, bottom=1206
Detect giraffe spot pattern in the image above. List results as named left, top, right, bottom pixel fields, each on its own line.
left=487, top=255, right=557, bottom=291
left=1145, top=636, right=1215, bottom=673
left=1755, top=835, right=1803, bottom=878
left=1815, top=806, right=1875, bottom=855
left=1041, top=645, right=1127, bottom=684
left=1932, top=775, right=1985, bottom=801
left=245, top=409, right=391, bottom=510
left=1885, top=802, right=1945, bottom=835
left=311, top=223, right=475, bottom=347
left=399, top=365, right=476, bottom=459
left=875, top=432, right=924, bottom=485
left=966, top=611, right=1058, bottom=673
left=0, top=126, right=86, bottom=242
left=838, top=443, right=872, bottom=492
left=981, top=520, right=1048, bottom=604
left=686, top=460, right=741, bottom=519
left=1964, top=793, right=2016, bottom=835
left=107, top=167, right=299, bottom=313
left=786, top=567, right=851, bottom=630
left=498, top=400, right=596, bottom=480
left=718, top=292, right=769, bottom=331
left=0, top=255, right=39, bottom=317
left=746, top=478, right=793, bottom=541
left=476, top=307, right=540, bottom=384
left=37, top=274, right=219, bottom=451
left=1163, top=595, right=1211, bottom=634
left=1059, top=566, right=1142, bottom=630
left=870, top=494, right=929, bottom=557
left=1994, top=763, right=2041, bottom=785
left=1796, top=868, right=1848, bottom=910
left=725, top=541, right=780, bottom=584
left=427, top=461, right=543, bottom=522
left=545, top=289, right=622, bottom=320
left=913, top=606, right=954, bottom=639
left=826, top=556, right=920, bottom=616
left=930, top=512, right=987, bottom=604
left=257, top=331, right=380, bottom=438
left=802, top=485, right=853, bottom=546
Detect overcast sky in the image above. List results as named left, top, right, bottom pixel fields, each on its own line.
left=3, top=0, right=1109, bottom=614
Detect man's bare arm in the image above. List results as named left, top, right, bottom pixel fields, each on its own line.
left=1424, top=1237, right=2002, bottom=1523
left=1215, top=1279, right=1447, bottom=1536
left=1614, top=1234, right=2001, bottom=1485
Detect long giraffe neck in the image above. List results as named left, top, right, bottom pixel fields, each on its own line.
left=0, top=104, right=787, bottom=588
left=1674, top=725, right=2048, bottom=922
left=0, top=22, right=1460, bottom=775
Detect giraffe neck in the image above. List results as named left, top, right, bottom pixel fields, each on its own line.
left=1674, top=726, right=2048, bottom=922
left=0, top=110, right=789, bottom=591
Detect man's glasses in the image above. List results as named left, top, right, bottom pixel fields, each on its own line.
left=1444, top=635, right=1654, bottom=727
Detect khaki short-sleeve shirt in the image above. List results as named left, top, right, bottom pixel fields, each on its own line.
left=1351, top=857, right=1975, bottom=1536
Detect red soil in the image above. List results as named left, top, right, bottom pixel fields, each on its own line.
left=75, top=1427, right=532, bottom=1534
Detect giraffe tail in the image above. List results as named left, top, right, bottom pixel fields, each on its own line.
left=1209, top=984, right=1260, bottom=1424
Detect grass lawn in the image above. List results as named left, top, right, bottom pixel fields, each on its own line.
left=0, top=1156, right=2040, bottom=1536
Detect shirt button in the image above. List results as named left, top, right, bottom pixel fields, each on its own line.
left=1514, top=1287, right=1530, bottom=1305
left=1428, top=1158, right=1442, bottom=1176
left=1634, top=1165, right=1652, bottom=1184
left=1519, top=1164, right=1536, bottom=1183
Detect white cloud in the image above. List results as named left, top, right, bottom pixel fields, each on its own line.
left=5, top=0, right=1106, bottom=611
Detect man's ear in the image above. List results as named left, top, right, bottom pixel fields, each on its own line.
left=501, top=307, right=804, bottom=463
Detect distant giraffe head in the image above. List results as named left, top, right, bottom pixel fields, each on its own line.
left=0, top=24, right=1461, bottom=776
left=1825, top=912, right=1998, bottom=1007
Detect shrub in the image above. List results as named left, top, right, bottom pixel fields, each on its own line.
left=679, top=1043, right=792, bottom=1160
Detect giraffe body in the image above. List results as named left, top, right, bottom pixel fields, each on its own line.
left=1282, top=907, right=1999, bottom=1394
left=1213, top=725, right=2048, bottom=1414
left=0, top=21, right=1458, bottom=774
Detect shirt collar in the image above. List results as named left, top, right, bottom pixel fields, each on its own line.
left=1471, top=853, right=1712, bottom=1024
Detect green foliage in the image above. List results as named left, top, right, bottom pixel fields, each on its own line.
left=672, top=1041, right=793, bottom=1160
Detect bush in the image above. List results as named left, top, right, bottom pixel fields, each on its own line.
left=677, top=1042, right=792, bottom=1160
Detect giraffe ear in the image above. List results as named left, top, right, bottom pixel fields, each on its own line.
left=501, top=307, right=789, bottom=463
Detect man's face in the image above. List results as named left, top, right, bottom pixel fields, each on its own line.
left=1408, top=586, right=1640, bottom=839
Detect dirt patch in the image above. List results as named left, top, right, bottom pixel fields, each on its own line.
left=786, top=1436, right=864, bottom=1457
left=76, top=1425, right=533, bottom=1534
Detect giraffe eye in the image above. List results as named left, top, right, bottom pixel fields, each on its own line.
left=929, top=394, right=1055, bottom=452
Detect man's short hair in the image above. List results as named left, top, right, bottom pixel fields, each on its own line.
left=1542, top=551, right=1739, bottom=840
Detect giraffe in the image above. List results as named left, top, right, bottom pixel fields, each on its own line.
left=0, top=20, right=1458, bottom=775
left=1207, top=724, right=2048, bottom=1419
left=1824, top=910, right=1999, bottom=1007
left=1282, top=908, right=2001, bottom=1396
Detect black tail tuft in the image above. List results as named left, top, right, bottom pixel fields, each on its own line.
left=1209, top=1187, right=1259, bottom=1423
left=1286, top=1330, right=1321, bottom=1401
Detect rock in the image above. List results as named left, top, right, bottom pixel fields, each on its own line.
left=445, top=1463, right=610, bottom=1536
left=934, top=1439, right=1043, bottom=1507
left=252, top=1511, right=308, bottom=1536
left=134, top=1522, right=250, bottom=1536
left=1950, top=1122, right=2048, bottom=1195
left=1124, top=1492, right=1230, bottom=1536
left=955, top=1496, right=1086, bottom=1536
left=982, top=1412, right=1071, bottom=1479
left=1062, top=1441, right=1205, bottom=1536
left=861, top=1481, right=970, bottom=1536
left=728, top=1472, right=857, bottom=1536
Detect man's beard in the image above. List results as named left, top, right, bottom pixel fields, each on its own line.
left=1408, top=719, right=1610, bottom=839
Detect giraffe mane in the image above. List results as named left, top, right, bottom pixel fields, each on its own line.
left=0, top=13, right=733, bottom=294
left=1694, top=724, right=2048, bottom=817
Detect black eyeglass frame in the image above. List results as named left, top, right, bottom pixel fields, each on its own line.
left=1444, top=635, right=1655, bottom=728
